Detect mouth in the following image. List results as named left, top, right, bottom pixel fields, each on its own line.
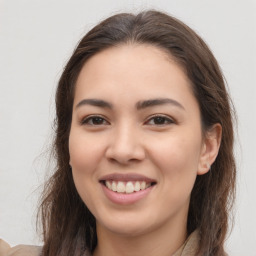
left=99, top=173, right=157, bottom=194
left=101, top=180, right=156, bottom=194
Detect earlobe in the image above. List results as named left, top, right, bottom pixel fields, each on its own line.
left=197, top=123, right=222, bottom=175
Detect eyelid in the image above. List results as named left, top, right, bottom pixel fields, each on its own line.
left=79, top=114, right=175, bottom=126
left=80, top=114, right=110, bottom=125
left=144, top=114, right=175, bottom=125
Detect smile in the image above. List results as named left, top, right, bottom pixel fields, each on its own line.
left=104, top=180, right=153, bottom=193
left=99, top=173, right=157, bottom=204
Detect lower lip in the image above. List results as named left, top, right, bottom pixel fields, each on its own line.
left=101, top=183, right=154, bottom=205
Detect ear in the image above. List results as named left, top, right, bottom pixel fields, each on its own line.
left=197, top=123, right=222, bottom=175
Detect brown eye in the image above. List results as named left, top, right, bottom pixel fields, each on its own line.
left=81, top=116, right=109, bottom=125
left=146, top=115, right=174, bottom=125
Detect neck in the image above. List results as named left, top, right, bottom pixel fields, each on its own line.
left=93, top=214, right=187, bottom=256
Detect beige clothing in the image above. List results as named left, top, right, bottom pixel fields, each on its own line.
left=0, top=230, right=199, bottom=256
left=0, top=240, right=42, bottom=256
left=173, top=230, right=199, bottom=256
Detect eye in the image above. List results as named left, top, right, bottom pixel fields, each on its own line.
left=81, top=115, right=110, bottom=126
left=145, top=115, right=175, bottom=125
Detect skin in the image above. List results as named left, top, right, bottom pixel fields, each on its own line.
left=69, top=44, right=221, bottom=256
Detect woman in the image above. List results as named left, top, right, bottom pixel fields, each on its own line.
left=1, top=10, right=236, bottom=256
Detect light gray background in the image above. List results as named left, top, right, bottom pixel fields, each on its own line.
left=0, top=0, right=255, bottom=255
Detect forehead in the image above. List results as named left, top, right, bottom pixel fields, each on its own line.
left=74, top=44, right=196, bottom=108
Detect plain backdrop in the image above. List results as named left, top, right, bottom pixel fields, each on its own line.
left=0, top=0, right=255, bottom=255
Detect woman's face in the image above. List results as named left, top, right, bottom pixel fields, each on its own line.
left=69, top=44, right=210, bottom=237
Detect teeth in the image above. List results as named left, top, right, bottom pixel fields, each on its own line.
left=117, top=181, right=125, bottom=193
left=134, top=181, right=140, bottom=192
left=112, top=181, right=117, bottom=192
left=126, top=181, right=134, bottom=194
left=106, top=181, right=111, bottom=189
left=105, top=180, right=152, bottom=193
left=141, top=181, right=146, bottom=190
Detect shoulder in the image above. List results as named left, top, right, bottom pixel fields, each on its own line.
left=173, top=230, right=199, bottom=256
left=180, top=230, right=199, bottom=256
left=173, top=231, right=229, bottom=256
left=0, top=239, right=42, bottom=256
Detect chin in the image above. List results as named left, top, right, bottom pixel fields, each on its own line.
left=96, top=211, right=159, bottom=237
left=106, top=223, right=151, bottom=237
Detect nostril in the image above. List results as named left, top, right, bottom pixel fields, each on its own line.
left=107, top=157, right=141, bottom=165
left=105, top=137, right=146, bottom=164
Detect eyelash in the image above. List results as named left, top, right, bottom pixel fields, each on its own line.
left=80, top=114, right=175, bottom=126
left=80, top=115, right=109, bottom=126
left=145, top=114, right=175, bottom=125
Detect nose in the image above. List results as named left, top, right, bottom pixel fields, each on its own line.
left=105, top=123, right=146, bottom=165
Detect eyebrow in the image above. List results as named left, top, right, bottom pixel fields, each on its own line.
left=75, top=98, right=185, bottom=110
left=76, top=99, right=113, bottom=109
left=136, top=98, right=185, bottom=110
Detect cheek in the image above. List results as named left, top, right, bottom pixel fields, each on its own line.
left=69, top=131, right=102, bottom=208
left=69, top=131, right=105, bottom=172
left=149, top=132, right=202, bottom=181
left=150, top=136, right=201, bottom=213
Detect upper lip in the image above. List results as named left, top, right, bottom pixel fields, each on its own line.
left=99, top=173, right=156, bottom=183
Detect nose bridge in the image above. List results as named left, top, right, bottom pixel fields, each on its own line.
left=106, top=119, right=145, bottom=163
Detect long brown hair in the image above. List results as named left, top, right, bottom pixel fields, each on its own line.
left=39, top=10, right=236, bottom=256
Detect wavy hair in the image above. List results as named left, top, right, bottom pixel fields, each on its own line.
left=39, top=10, right=236, bottom=256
